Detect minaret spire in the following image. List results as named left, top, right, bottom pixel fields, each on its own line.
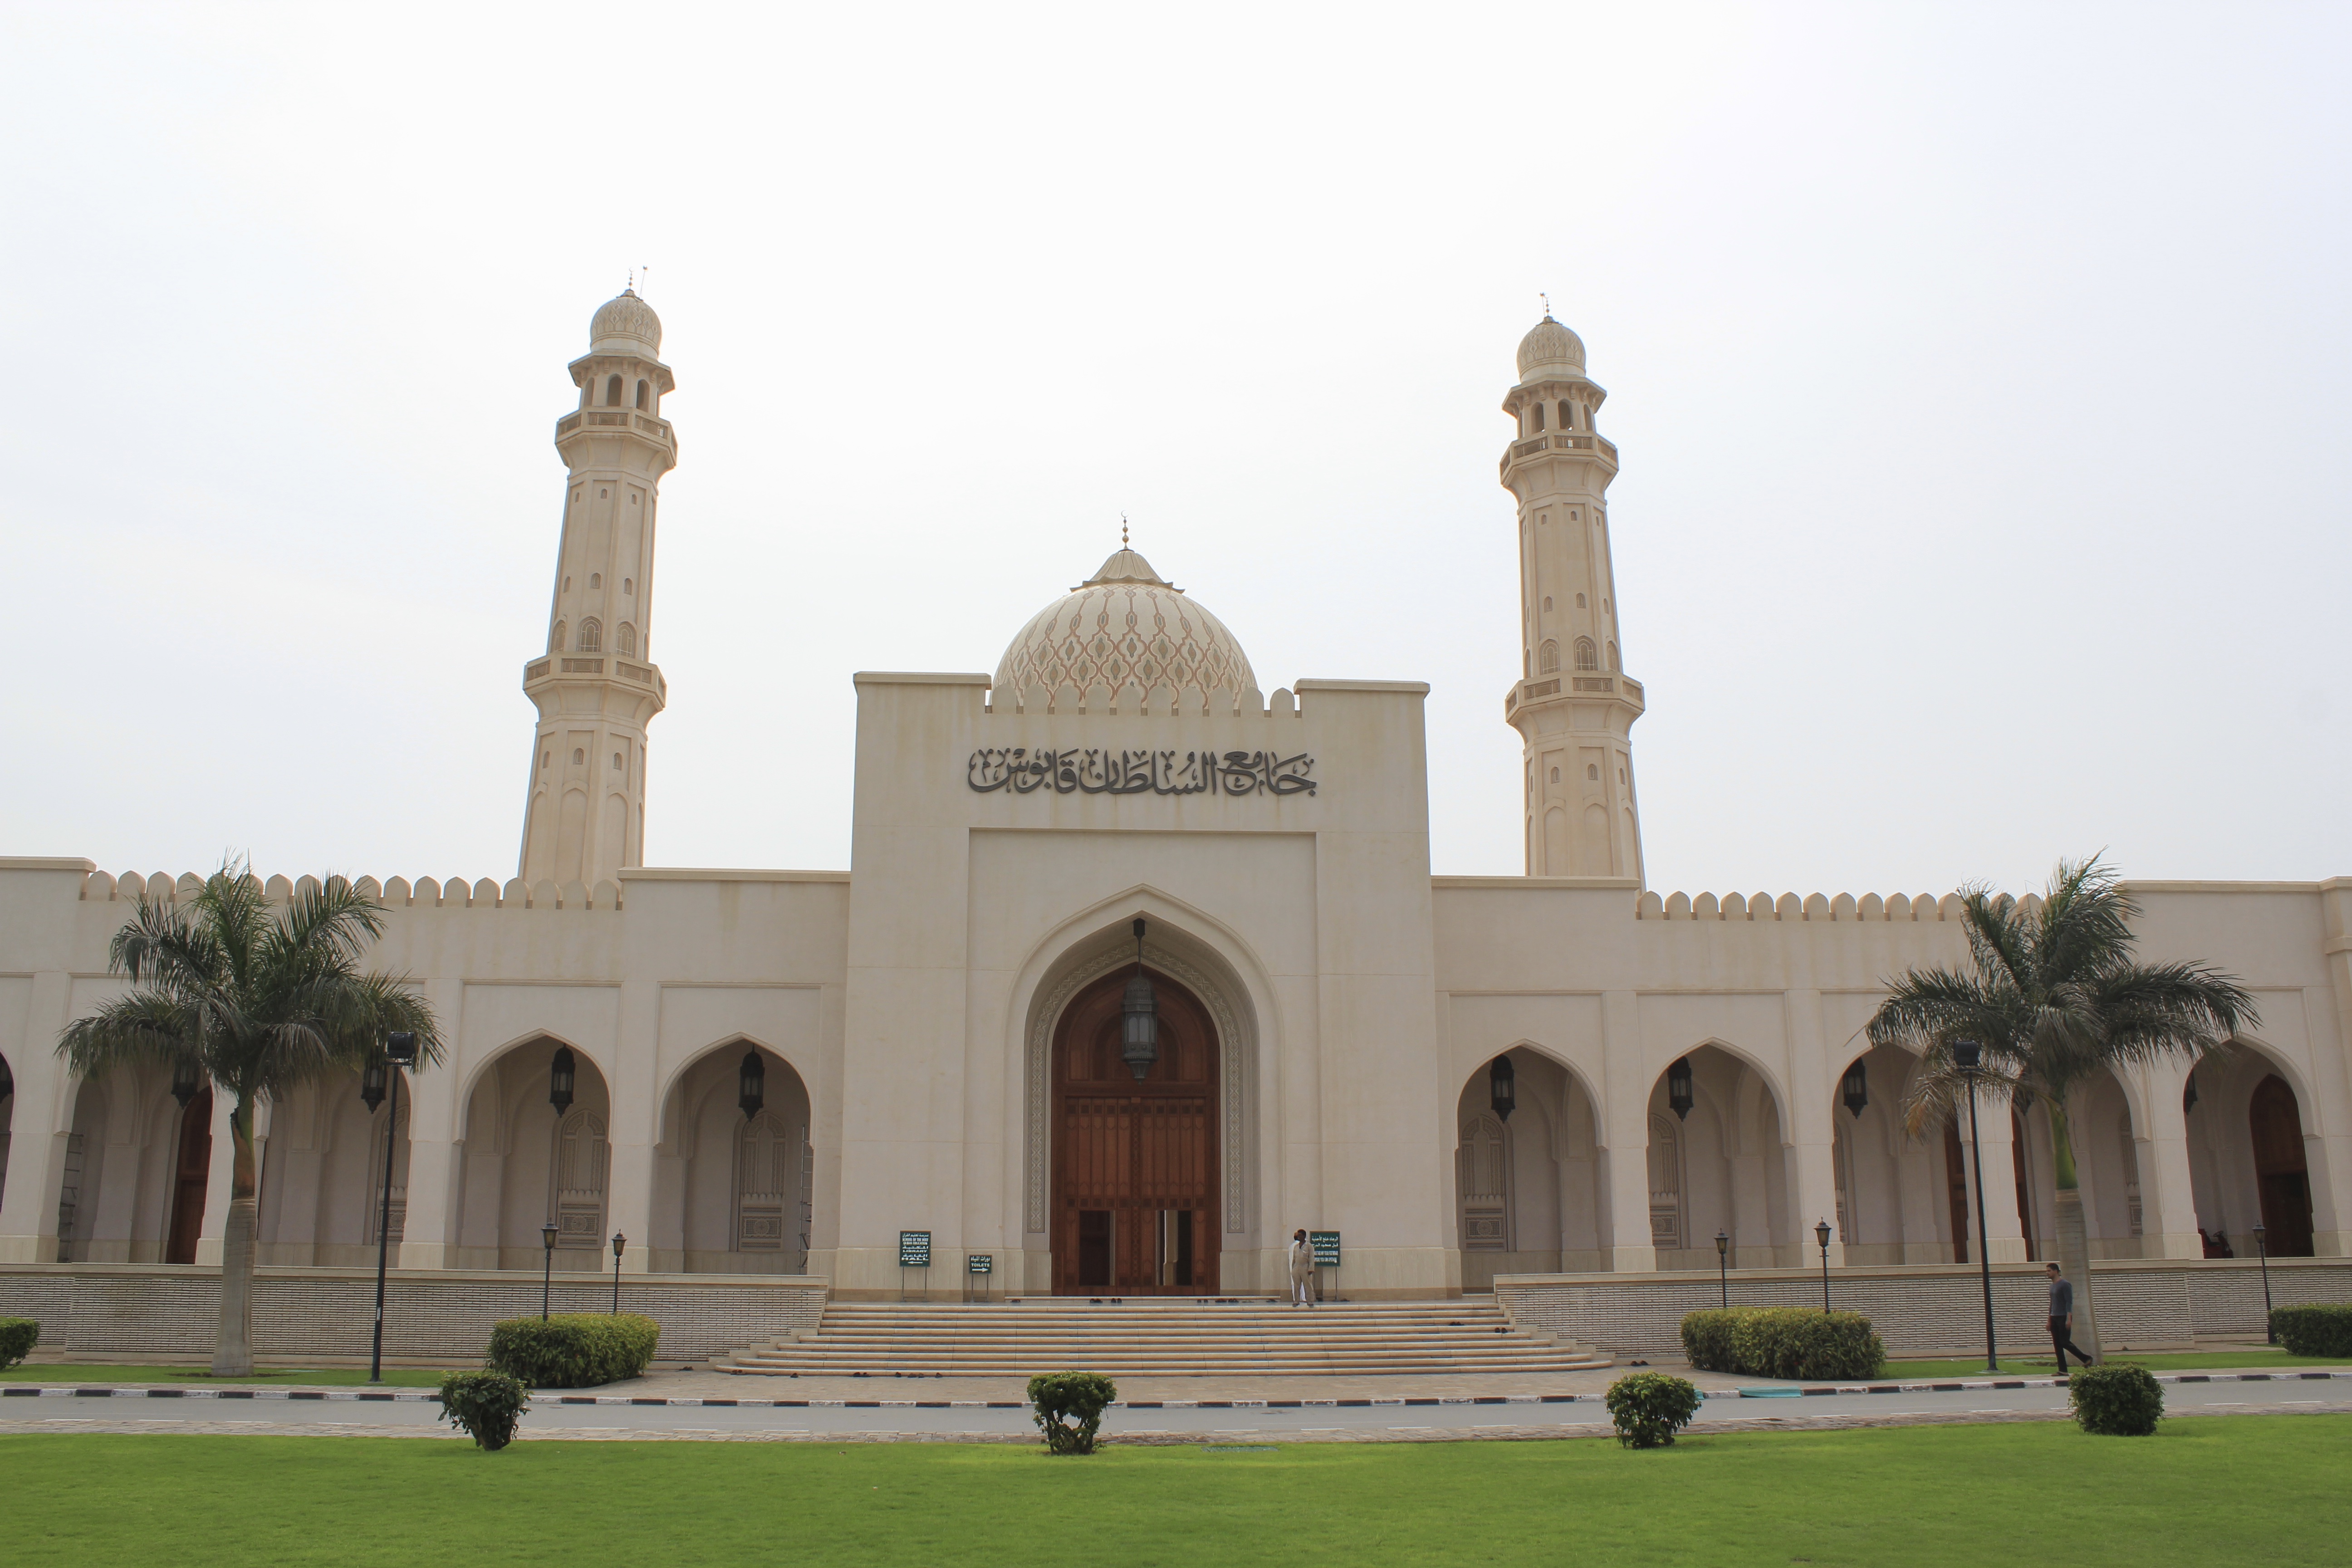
left=516, top=289, right=678, bottom=894
left=1499, top=313, right=1646, bottom=882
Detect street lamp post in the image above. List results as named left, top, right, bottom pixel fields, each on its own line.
left=540, top=1221, right=559, bottom=1320
left=611, top=1232, right=627, bottom=1315
left=2253, top=1223, right=2275, bottom=1343
left=1715, top=1230, right=1729, bottom=1308
left=1953, top=1040, right=2000, bottom=1372
left=363, top=1031, right=419, bottom=1384
left=1814, top=1218, right=1833, bottom=1313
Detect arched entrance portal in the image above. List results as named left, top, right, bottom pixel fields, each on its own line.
left=1051, top=964, right=1219, bottom=1295
left=2250, top=1074, right=2315, bottom=1257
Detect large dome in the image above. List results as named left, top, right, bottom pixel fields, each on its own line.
left=1516, top=314, right=1585, bottom=381
left=590, top=289, right=662, bottom=354
left=995, top=547, right=1256, bottom=698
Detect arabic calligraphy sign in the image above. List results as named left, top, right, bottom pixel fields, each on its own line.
left=966, top=748, right=1317, bottom=797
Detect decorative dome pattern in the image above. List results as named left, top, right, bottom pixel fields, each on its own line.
left=995, top=548, right=1256, bottom=697
left=590, top=289, right=662, bottom=353
left=1516, top=314, right=1585, bottom=381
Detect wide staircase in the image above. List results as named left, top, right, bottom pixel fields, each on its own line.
left=723, top=1297, right=1611, bottom=1378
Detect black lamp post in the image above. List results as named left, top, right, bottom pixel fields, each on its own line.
left=611, top=1231, right=627, bottom=1315
left=1666, top=1057, right=1694, bottom=1121
left=540, top=1220, right=559, bottom=1320
left=365, top=1031, right=418, bottom=1384
left=2253, top=1223, right=2275, bottom=1343
left=1490, top=1055, right=1517, bottom=1122
left=1953, top=1039, right=2000, bottom=1372
left=1715, top=1229, right=1729, bottom=1308
left=1814, top=1218, right=1833, bottom=1313
left=738, top=1050, right=765, bottom=1120
left=1120, top=918, right=1158, bottom=1081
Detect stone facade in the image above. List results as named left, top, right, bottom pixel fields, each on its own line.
left=0, top=299, right=2344, bottom=1315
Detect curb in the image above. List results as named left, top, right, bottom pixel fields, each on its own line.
left=3, top=1369, right=2343, bottom=1407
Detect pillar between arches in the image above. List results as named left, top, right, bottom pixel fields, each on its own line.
left=1783, top=990, right=1845, bottom=1268
left=604, top=980, right=660, bottom=1273
left=1963, top=1088, right=2029, bottom=1263
left=2137, top=1065, right=2204, bottom=1260
left=0, top=970, right=74, bottom=1262
left=396, top=979, right=464, bottom=1270
left=192, top=1088, right=241, bottom=1267
left=1600, top=990, right=1654, bottom=1271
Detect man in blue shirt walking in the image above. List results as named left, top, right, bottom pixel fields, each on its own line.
left=2047, top=1262, right=2095, bottom=1372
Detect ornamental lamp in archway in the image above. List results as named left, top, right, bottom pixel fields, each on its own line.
left=360, top=1056, right=388, bottom=1115
left=739, top=1050, right=766, bottom=1120
left=172, top=1057, right=203, bottom=1109
left=1121, top=918, right=1158, bottom=1081
left=1842, top=1059, right=1869, bottom=1119
left=1666, top=1057, right=1694, bottom=1121
left=1490, top=1055, right=1517, bottom=1122
left=548, top=1047, right=577, bottom=1117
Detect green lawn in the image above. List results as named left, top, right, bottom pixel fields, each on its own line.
left=6, top=1417, right=2348, bottom=1566
left=1880, top=1348, right=2344, bottom=1380
left=1, top=1364, right=454, bottom=1387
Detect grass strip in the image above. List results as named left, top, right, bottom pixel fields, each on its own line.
left=5, top=1415, right=2348, bottom=1566
left=0, top=1365, right=456, bottom=1387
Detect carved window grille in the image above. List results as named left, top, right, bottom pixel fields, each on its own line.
left=551, top=622, right=565, bottom=655
left=2119, top=1110, right=2143, bottom=1238
left=1647, top=1113, right=1684, bottom=1250
left=735, top=1108, right=801, bottom=1257
left=1574, top=637, right=1598, bottom=672
left=616, top=622, right=637, bottom=657
left=551, top=1108, right=608, bottom=1249
left=577, top=619, right=602, bottom=653
left=364, top=1095, right=408, bottom=1247
left=1539, top=641, right=1560, bottom=675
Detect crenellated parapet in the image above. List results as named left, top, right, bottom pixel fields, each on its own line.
left=1636, top=889, right=2048, bottom=922
left=76, top=868, right=624, bottom=912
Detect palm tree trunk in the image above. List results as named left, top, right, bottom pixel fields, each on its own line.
left=210, top=1094, right=258, bottom=1377
left=2047, top=1098, right=2102, bottom=1359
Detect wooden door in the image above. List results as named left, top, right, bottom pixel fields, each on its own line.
left=164, top=1086, right=213, bottom=1265
left=2250, top=1074, right=2315, bottom=1256
left=1052, top=965, right=1219, bottom=1295
left=1943, top=1119, right=1971, bottom=1264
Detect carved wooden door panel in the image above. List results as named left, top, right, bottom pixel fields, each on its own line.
left=1052, top=965, right=1219, bottom=1295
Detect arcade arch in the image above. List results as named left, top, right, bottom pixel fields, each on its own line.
left=1649, top=1044, right=1791, bottom=1269
left=2186, top=1040, right=2323, bottom=1257
left=452, top=1035, right=613, bottom=1270
left=1451, top=1046, right=1605, bottom=1289
left=650, top=1040, right=814, bottom=1274
left=48, top=1064, right=191, bottom=1264
left=254, top=1065, right=412, bottom=1268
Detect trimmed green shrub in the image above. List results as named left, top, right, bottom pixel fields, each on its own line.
left=1677, top=1307, right=1882, bottom=1380
left=1605, top=1372, right=1702, bottom=1448
left=2068, top=1362, right=2163, bottom=1436
left=0, top=1318, right=38, bottom=1372
left=1679, top=1309, right=1739, bottom=1372
left=438, top=1369, right=530, bottom=1450
left=485, top=1313, right=661, bottom=1387
left=1028, top=1371, right=1118, bottom=1455
left=2271, top=1304, right=2352, bottom=1358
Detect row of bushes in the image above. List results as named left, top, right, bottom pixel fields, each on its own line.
left=1681, top=1307, right=1885, bottom=1380
left=485, top=1313, right=662, bottom=1387
left=2271, top=1304, right=2352, bottom=1357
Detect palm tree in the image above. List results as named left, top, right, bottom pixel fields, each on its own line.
left=58, top=861, right=443, bottom=1375
left=1867, top=856, right=2253, bottom=1358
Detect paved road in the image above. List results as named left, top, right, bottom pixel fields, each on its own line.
left=3, top=1373, right=2346, bottom=1442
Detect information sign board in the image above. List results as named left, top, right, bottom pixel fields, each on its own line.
left=899, top=1230, right=932, bottom=1268
left=967, top=1253, right=993, bottom=1275
left=1310, top=1230, right=1341, bottom=1268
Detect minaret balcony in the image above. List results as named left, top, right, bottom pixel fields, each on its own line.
left=1498, top=431, right=1617, bottom=479
left=555, top=408, right=677, bottom=455
left=1504, top=671, right=1643, bottom=720
left=523, top=654, right=667, bottom=704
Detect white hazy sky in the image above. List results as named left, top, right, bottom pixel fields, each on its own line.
left=4, top=3, right=2346, bottom=897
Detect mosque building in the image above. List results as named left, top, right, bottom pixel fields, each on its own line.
left=0, top=292, right=2342, bottom=1320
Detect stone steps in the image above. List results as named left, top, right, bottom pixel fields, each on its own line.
left=722, top=1298, right=1612, bottom=1377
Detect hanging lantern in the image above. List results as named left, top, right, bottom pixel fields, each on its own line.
left=1841, top=1059, right=1868, bottom=1119
left=2182, top=1070, right=2199, bottom=1114
left=738, top=1049, right=766, bottom=1120
left=548, top=1046, right=577, bottom=1116
left=360, top=1056, right=388, bottom=1115
left=1666, top=1057, right=1695, bottom=1121
left=1120, top=919, right=1158, bottom=1082
left=1490, top=1055, right=1517, bottom=1122
left=171, top=1058, right=203, bottom=1109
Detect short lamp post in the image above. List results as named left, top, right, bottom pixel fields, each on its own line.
left=362, top=1030, right=419, bottom=1384
left=1953, top=1039, right=2000, bottom=1373
left=1715, top=1230, right=1730, bottom=1308
left=611, top=1231, right=627, bottom=1315
left=2253, top=1223, right=2275, bottom=1343
left=1814, top=1218, right=1833, bottom=1313
left=540, top=1221, right=559, bottom=1320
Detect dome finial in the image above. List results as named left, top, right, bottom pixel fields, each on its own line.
left=1539, top=290, right=1551, bottom=320
left=1121, top=512, right=1129, bottom=549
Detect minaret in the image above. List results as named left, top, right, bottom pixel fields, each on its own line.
left=1500, top=313, right=1646, bottom=882
left=517, top=288, right=676, bottom=892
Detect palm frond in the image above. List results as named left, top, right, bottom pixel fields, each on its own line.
left=58, top=991, right=200, bottom=1080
